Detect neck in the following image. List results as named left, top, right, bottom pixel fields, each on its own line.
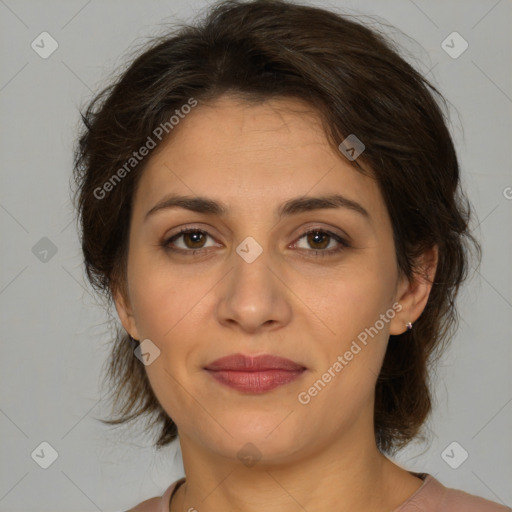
left=170, top=426, right=422, bottom=512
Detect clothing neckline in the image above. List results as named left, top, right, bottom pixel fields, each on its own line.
left=167, top=472, right=433, bottom=511
left=167, top=477, right=185, bottom=511
left=391, top=472, right=434, bottom=511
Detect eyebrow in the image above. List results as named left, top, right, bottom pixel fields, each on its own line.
left=144, top=193, right=371, bottom=222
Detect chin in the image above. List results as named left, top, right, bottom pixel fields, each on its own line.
left=208, top=420, right=305, bottom=464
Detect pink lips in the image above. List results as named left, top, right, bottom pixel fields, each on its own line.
left=204, top=353, right=306, bottom=393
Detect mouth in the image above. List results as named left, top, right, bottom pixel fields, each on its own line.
left=203, top=353, right=307, bottom=393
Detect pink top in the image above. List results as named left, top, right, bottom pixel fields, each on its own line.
left=127, top=473, right=511, bottom=511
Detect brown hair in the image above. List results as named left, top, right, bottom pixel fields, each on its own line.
left=72, top=0, right=481, bottom=454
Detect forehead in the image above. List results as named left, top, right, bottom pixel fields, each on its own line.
left=132, top=95, right=386, bottom=226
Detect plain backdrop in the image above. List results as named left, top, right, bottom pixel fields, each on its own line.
left=0, top=0, right=511, bottom=510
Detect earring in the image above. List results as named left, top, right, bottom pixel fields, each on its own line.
left=129, top=335, right=140, bottom=344
left=406, top=322, right=413, bottom=331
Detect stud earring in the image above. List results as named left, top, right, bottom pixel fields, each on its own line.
left=406, top=322, right=413, bottom=331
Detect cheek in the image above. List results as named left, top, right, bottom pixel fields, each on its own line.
left=306, top=259, right=394, bottom=342
left=127, top=256, right=208, bottom=389
left=128, top=250, right=199, bottom=338
left=296, top=276, right=393, bottom=427
left=299, top=255, right=396, bottom=401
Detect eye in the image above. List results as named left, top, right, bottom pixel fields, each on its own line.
left=292, top=228, right=349, bottom=257
left=163, top=228, right=217, bottom=254
left=162, top=227, right=349, bottom=257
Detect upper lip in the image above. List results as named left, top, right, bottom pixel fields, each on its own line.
left=204, top=353, right=306, bottom=371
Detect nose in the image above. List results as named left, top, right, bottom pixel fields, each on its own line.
left=215, top=238, right=292, bottom=335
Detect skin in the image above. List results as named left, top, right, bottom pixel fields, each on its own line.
left=115, top=95, right=438, bottom=512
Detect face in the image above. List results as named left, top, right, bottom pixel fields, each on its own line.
left=114, top=95, right=418, bottom=465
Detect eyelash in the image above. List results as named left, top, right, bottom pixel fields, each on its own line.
left=162, top=227, right=350, bottom=258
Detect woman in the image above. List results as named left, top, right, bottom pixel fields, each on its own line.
left=72, top=0, right=509, bottom=510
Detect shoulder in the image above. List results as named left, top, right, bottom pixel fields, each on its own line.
left=439, top=483, right=511, bottom=511
left=125, top=496, right=162, bottom=512
left=399, top=474, right=511, bottom=512
left=124, top=478, right=185, bottom=512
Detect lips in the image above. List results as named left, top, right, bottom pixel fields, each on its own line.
left=204, top=353, right=306, bottom=372
left=204, top=353, right=307, bottom=393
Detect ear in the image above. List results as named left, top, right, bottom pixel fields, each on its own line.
left=112, top=284, right=140, bottom=340
left=389, top=244, right=439, bottom=335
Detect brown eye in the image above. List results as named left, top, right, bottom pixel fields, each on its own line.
left=305, top=231, right=331, bottom=250
left=181, top=231, right=207, bottom=249
left=294, top=229, right=348, bottom=256
left=164, top=229, right=216, bottom=253
left=162, top=227, right=349, bottom=257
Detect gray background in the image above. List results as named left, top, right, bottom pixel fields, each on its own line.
left=0, top=0, right=511, bottom=510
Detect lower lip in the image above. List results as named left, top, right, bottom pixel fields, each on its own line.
left=204, top=369, right=306, bottom=393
